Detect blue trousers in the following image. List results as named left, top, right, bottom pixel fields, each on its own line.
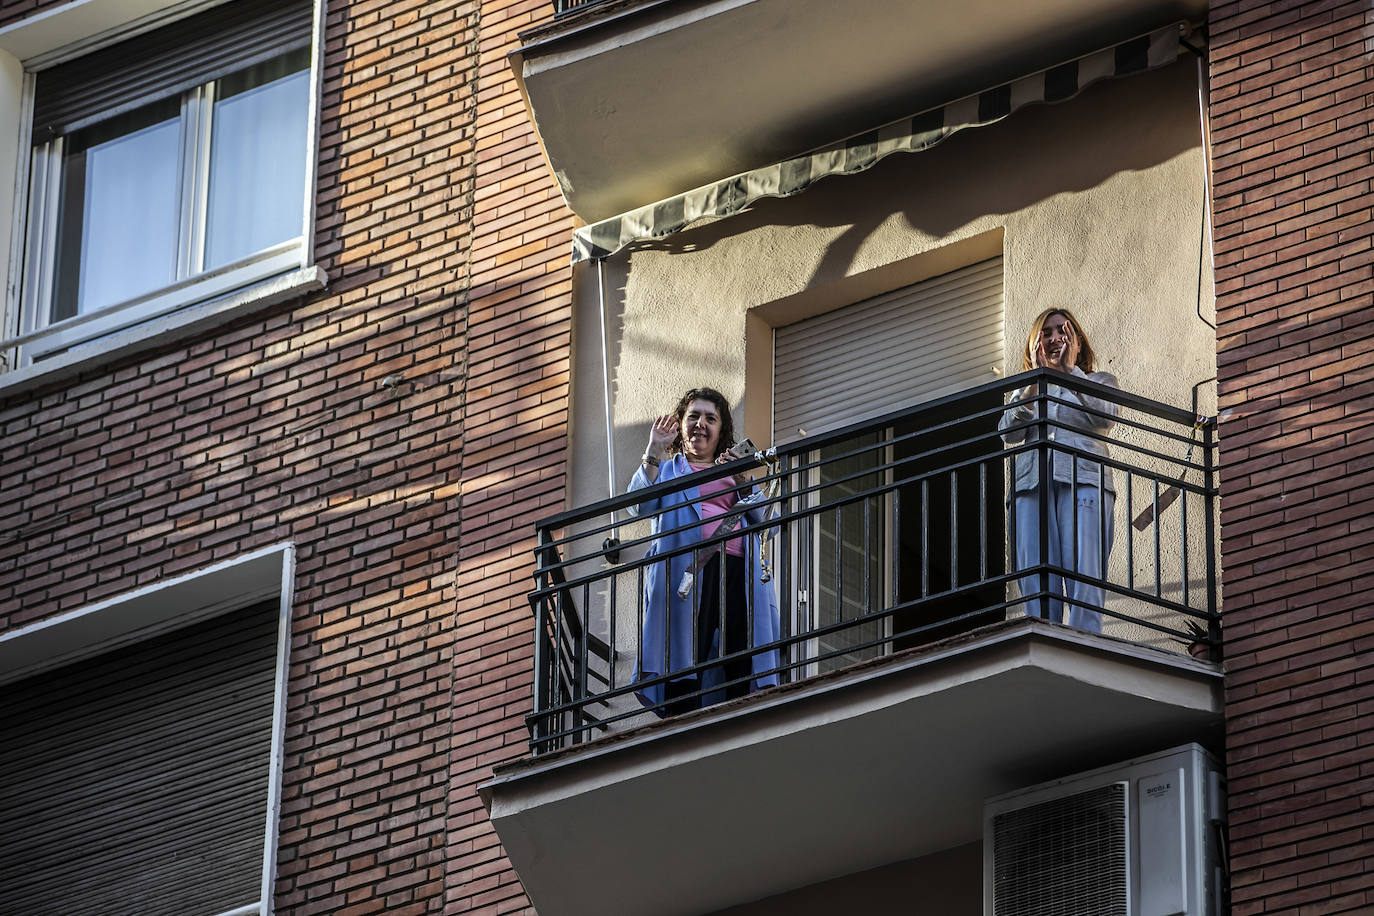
left=1013, top=484, right=1115, bottom=633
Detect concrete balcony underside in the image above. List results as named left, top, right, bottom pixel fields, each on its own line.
left=513, top=0, right=1207, bottom=222
left=482, top=618, right=1223, bottom=916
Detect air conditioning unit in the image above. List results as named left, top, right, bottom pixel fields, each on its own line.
left=983, top=743, right=1225, bottom=916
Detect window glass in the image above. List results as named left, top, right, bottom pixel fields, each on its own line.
left=815, top=433, right=886, bottom=670
left=11, top=1, right=314, bottom=368
left=205, top=50, right=310, bottom=271
left=52, top=98, right=182, bottom=321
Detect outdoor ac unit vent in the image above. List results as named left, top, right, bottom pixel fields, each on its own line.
left=984, top=743, right=1224, bottom=916
left=991, top=781, right=1129, bottom=916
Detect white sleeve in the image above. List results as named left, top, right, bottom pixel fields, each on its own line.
left=999, top=391, right=1036, bottom=444
left=1070, top=367, right=1119, bottom=432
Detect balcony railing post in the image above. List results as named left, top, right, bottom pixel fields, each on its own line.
left=532, top=528, right=554, bottom=751
left=1203, top=419, right=1219, bottom=653
left=576, top=581, right=590, bottom=745
left=1036, top=374, right=1051, bottom=621
left=778, top=453, right=792, bottom=684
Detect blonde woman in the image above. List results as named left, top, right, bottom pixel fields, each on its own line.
left=999, top=309, right=1119, bottom=632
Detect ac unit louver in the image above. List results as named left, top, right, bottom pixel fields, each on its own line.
left=984, top=743, right=1224, bottom=916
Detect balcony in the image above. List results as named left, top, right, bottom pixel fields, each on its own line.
left=483, top=371, right=1224, bottom=915
left=512, top=0, right=1207, bottom=222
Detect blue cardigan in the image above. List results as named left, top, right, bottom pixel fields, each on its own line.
left=626, top=454, right=782, bottom=709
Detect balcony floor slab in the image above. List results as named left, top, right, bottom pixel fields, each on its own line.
left=483, top=618, right=1222, bottom=916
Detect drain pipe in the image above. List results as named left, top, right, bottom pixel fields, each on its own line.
left=597, top=256, right=620, bottom=562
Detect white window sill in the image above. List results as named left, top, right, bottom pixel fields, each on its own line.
left=0, top=264, right=326, bottom=399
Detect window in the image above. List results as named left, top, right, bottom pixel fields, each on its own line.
left=0, top=546, right=292, bottom=916
left=775, top=258, right=1008, bottom=673
left=0, top=602, right=281, bottom=916
left=10, top=0, right=315, bottom=367
left=811, top=432, right=888, bottom=669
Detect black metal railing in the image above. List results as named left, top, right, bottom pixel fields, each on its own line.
left=527, top=370, right=1219, bottom=752
left=552, top=0, right=611, bottom=17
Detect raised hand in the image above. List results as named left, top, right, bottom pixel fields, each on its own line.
left=1034, top=314, right=1077, bottom=373
left=646, top=414, right=676, bottom=456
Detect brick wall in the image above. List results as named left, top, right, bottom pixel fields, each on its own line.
left=0, top=0, right=67, bottom=24
left=1209, top=1, right=1374, bottom=912
left=446, top=0, right=575, bottom=909
left=0, top=1, right=479, bottom=914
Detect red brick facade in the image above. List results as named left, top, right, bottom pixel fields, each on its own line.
left=0, top=0, right=566, bottom=909
left=1209, top=1, right=1374, bottom=912
left=447, top=0, right=572, bottom=910
left=0, top=0, right=520, bottom=913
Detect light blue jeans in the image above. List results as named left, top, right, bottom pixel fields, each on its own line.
left=1013, top=484, right=1116, bottom=633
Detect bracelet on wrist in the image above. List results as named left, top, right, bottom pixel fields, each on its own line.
left=641, top=454, right=660, bottom=467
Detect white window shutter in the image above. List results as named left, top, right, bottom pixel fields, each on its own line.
left=774, top=257, right=1004, bottom=442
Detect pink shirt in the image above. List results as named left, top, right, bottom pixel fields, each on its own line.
left=689, top=463, right=746, bottom=557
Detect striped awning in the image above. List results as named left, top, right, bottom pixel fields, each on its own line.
left=572, top=24, right=1186, bottom=265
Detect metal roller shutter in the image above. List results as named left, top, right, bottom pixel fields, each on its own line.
left=773, top=257, right=1004, bottom=441
left=0, top=601, right=279, bottom=916
left=33, top=0, right=313, bottom=138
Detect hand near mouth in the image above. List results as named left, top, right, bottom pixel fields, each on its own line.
left=1061, top=321, right=1081, bottom=371
left=1033, top=338, right=1056, bottom=370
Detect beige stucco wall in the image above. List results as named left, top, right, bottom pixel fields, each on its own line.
left=575, top=57, right=1213, bottom=470
left=561, top=56, right=1217, bottom=725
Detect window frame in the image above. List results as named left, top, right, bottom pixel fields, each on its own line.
left=767, top=250, right=1008, bottom=676
left=799, top=431, right=894, bottom=678
left=0, top=0, right=326, bottom=381
left=0, top=543, right=296, bottom=916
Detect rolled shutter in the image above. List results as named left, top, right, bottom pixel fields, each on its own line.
left=0, top=600, right=280, bottom=916
left=773, top=256, right=1004, bottom=441
left=33, top=0, right=313, bottom=139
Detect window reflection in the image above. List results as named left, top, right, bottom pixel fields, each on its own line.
left=205, top=50, right=310, bottom=271
left=53, top=99, right=182, bottom=321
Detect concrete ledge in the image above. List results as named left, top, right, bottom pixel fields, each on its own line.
left=0, top=266, right=326, bottom=400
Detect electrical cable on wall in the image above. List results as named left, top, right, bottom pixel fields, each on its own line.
left=1192, top=46, right=1217, bottom=333
left=1131, top=40, right=1222, bottom=535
